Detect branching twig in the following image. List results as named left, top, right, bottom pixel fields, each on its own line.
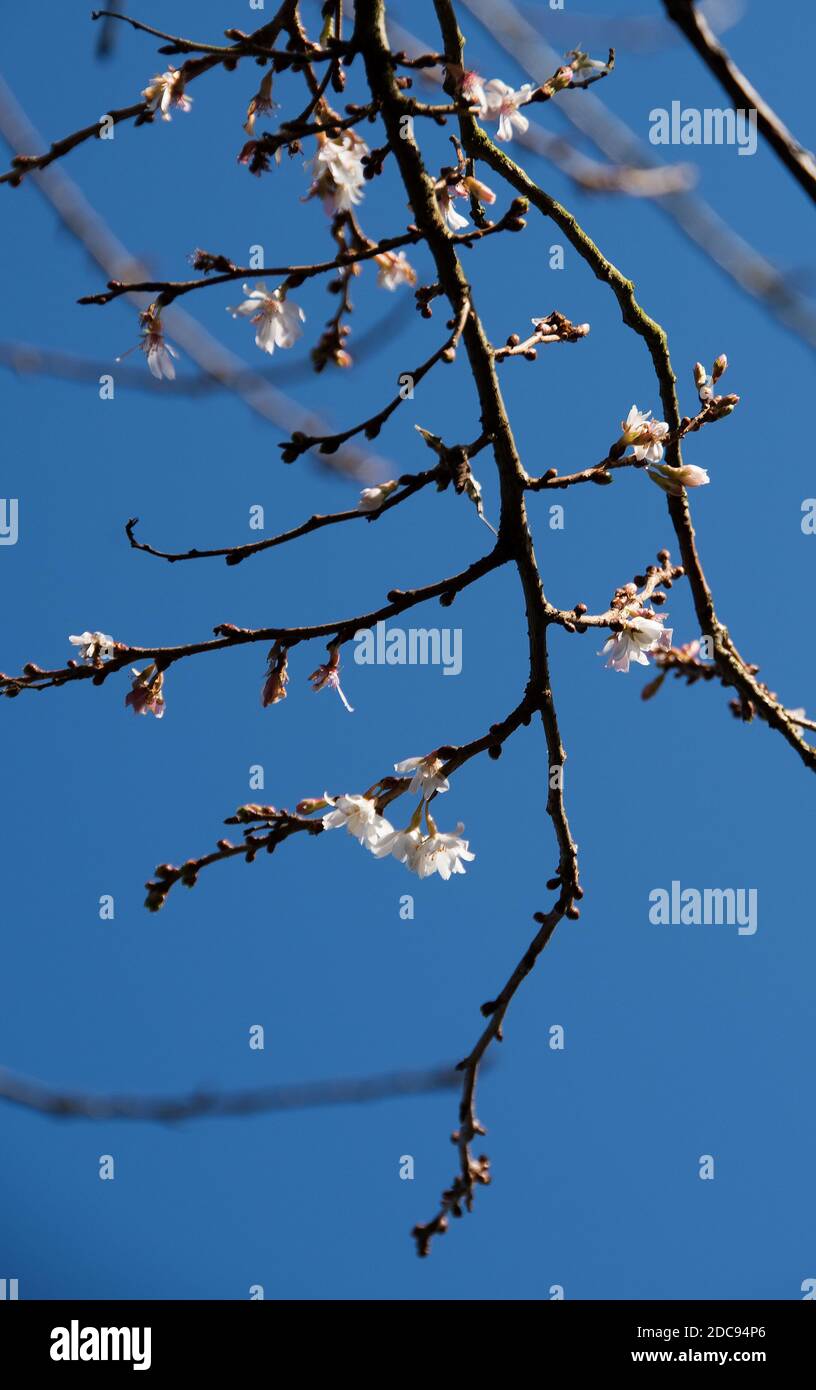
left=124, top=465, right=440, bottom=566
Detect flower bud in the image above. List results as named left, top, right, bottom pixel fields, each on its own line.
left=647, top=462, right=710, bottom=496
left=464, top=176, right=496, bottom=205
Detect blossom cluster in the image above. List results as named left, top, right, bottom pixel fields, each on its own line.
left=319, top=753, right=474, bottom=882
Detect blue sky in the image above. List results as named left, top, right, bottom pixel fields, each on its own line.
left=1, top=0, right=814, bottom=1300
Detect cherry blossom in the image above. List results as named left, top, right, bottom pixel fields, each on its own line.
left=620, top=404, right=670, bottom=464
left=309, top=653, right=354, bottom=713
left=394, top=753, right=450, bottom=798
left=307, top=134, right=368, bottom=214
left=69, top=631, right=116, bottom=665
left=601, top=611, right=673, bottom=674
left=414, top=819, right=475, bottom=881
left=437, top=175, right=496, bottom=232
left=322, top=793, right=392, bottom=849
left=447, top=66, right=489, bottom=115
left=117, top=308, right=179, bottom=381
left=125, top=665, right=166, bottom=718
left=438, top=182, right=470, bottom=231
left=372, top=825, right=424, bottom=870
left=483, top=79, right=536, bottom=142
left=227, top=283, right=304, bottom=355
left=375, top=251, right=417, bottom=291
left=142, top=67, right=192, bottom=122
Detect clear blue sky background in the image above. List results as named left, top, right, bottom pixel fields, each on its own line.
left=1, top=0, right=814, bottom=1300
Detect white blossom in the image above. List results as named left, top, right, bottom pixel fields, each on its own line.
left=145, top=331, right=178, bottom=380
left=601, top=613, right=673, bottom=674
left=227, top=283, right=305, bottom=355
left=437, top=182, right=471, bottom=231
left=69, top=631, right=115, bottom=664
left=118, top=309, right=179, bottom=381
left=308, top=134, right=368, bottom=214
left=142, top=67, right=192, bottom=122
left=375, top=251, right=417, bottom=291
left=414, top=823, right=475, bottom=880
left=621, top=404, right=670, bottom=464
left=372, top=826, right=424, bottom=870
left=322, top=793, right=392, bottom=849
left=394, top=754, right=450, bottom=798
left=483, top=79, right=535, bottom=142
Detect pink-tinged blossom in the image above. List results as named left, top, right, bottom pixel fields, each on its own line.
left=437, top=175, right=498, bottom=233
left=69, top=631, right=116, bottom=665
left=414, top=822, right=475, bottom=881
left=483, top=79, right=536, bottom=142
left=227, top=283, right=305, bottom=355
left=621, top=405, right=670, bottom=464
left=446, top=66, right=489, bottom=115
left=322, top=793, right=393, bottom=849
left=647, top=462, right=710, bottom=496
left=437, top=182, right=471, bottom=231
left=125, top=665, right=166, bottom=718
left=375, top=251, right=417, bottom=291
left=394, top=753, right=450, bottom=798
left=142, top=67, right=192, bottom=121
left=601, top=612, right=673, bottom=674
left=309, top=654, right=354, bottom=713
left=464, top=175, right=497, bottom=205
left=358, top=480, right=398, bottom=512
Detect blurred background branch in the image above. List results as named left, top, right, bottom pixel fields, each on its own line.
left=0, top=1061, right=462, bottom=1121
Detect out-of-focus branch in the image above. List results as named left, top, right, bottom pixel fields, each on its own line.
left=94, top=0, right=123, bottom=60
left=663, top=0, right=816, bottom=205
left=0, top=1061, right=462, bottom=1121
left=0, top=298, right=413, bottom=392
